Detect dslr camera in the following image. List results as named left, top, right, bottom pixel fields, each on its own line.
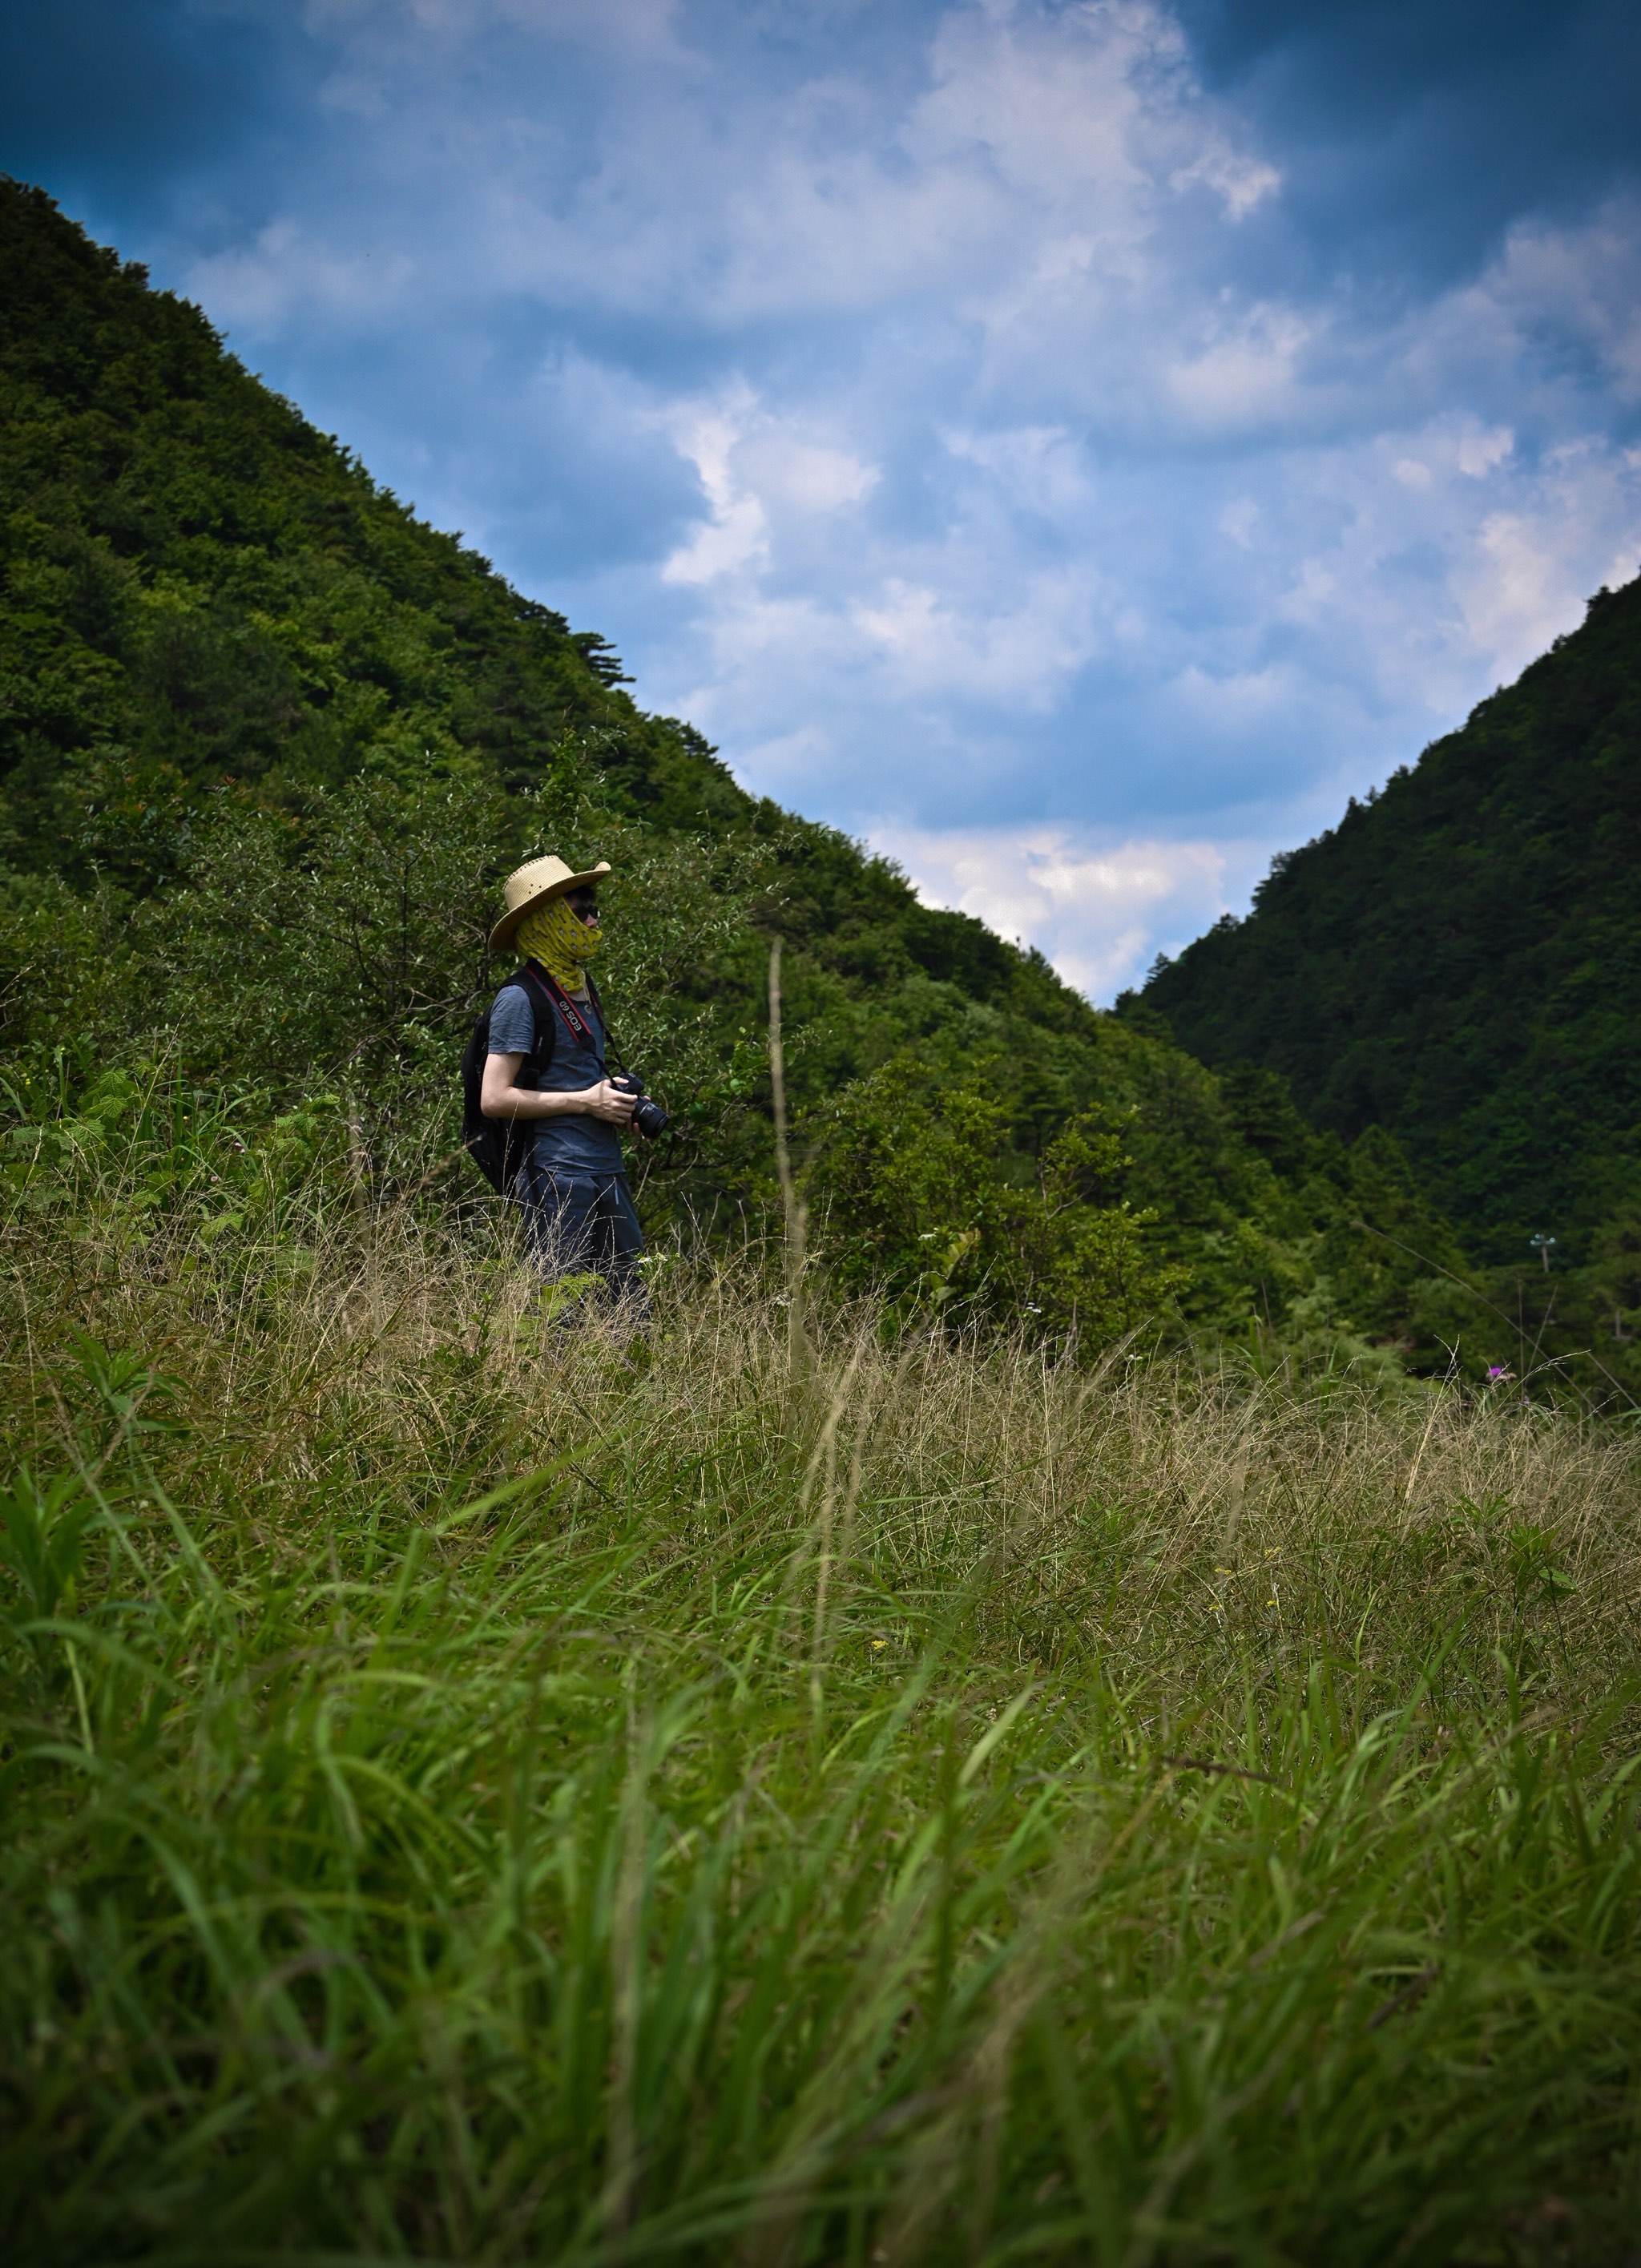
left=611, top=1072, right=669, bottom=1140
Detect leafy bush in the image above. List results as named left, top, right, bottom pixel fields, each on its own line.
left=812, top=1059, right=1185, bottom=1350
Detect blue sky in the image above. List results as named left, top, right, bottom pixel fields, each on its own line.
left=6, top=0, right=1641, bottom=997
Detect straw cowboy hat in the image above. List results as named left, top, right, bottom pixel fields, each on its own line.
left=488, top=854, right=611, bottom=954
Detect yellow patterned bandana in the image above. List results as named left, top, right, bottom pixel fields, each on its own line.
left=516, top=891, right=602, bottom=993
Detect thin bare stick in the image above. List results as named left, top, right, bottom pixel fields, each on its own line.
left=768, top=934, right=808, bottom=1368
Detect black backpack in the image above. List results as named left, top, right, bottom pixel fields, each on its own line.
left=460, top=962, right=611, bottom=1193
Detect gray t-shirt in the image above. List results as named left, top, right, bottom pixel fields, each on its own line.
left=488, top=977, right=624, bottom=1175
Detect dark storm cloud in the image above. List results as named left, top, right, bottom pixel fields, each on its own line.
left=1181, top=0, right=1641, bottom=280
left=0, top=1, right=304, bottom=212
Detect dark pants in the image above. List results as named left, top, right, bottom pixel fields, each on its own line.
left=516, top=1156, right=646, bottom=1306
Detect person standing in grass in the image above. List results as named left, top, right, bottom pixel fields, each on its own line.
left=478, top=854, right=647, bottom=1303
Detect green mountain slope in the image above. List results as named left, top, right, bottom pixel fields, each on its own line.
left=1136, top=578, right=1641, bottom=1276
left=0, top=176, right=762, bottom=850
left=0, top=178, right=1475, bottom=1366
left=0, top=176, right=1095, bottom=1031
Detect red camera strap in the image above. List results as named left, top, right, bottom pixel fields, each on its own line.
left=526, top=962, right=603, bottom=1056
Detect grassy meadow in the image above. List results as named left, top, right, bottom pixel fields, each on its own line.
left=2, top=1084, right=1640, bottom=2265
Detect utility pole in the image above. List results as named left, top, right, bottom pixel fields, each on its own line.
left=1529, top=1233, right=1556, bottom=1273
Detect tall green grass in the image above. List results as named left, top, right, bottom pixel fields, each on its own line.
left=2, top=1091, right=1639, bottom=2262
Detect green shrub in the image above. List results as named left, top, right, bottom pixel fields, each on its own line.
left=812, top=1057, right=1196, bottom=1349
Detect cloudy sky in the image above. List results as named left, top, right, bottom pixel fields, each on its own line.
left=6, top=1, right=1641, bottom=996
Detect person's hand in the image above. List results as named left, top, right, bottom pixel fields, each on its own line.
left=581, top=1078, right=636, bottom=1126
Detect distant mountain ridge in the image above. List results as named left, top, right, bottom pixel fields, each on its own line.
left=1135, top=575, right=1641, bottom=1268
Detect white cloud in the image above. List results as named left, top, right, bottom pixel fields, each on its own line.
left=1167, top=304, right=1309, bottom=426
left=311, top=0, right=1286, bottom=340
left=1170, top=142, right=1281, bottom=223
left=849, top=566, right=1103, bottom=706
left=1471, top=198, right=1641, bottom=402
left=1220, top=496, right=1259, bottom=545
left=186, top=219, right=415, bottom=331
left=1254, top=410, right=1641, bottom=714
left=658, top=389, right=770, bottom=586
left=869, top=820, right=1262, bottom=1001
left=1458, top=425, right=1514, bottom=478
left=1451, top=444, right=1641, bottom=676
left=656, top=385, right=878, bottom=587
left=944, top=423, right=1095, bottom=519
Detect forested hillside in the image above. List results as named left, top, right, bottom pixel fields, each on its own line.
left=0, top=176, right=1512, bottom=1374
left=1134, top=574, right=1641, bottom=1374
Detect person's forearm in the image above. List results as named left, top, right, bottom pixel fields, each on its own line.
left=487, top=1084, right=594, bottom=1120
left=479, top=1055, right=633, bottom=1126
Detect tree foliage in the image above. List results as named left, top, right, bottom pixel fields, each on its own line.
left=810, top=1063, right=1186, bottom=1350
left=1136, top=579, right=1641, bottom=1259
left=1135, top=571, right=1641, bottom=1386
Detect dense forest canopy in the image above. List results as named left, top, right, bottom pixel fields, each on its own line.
left=2, top=176, right=1610, bottom=1386
left=1134, top=571, right=1641, bottom=1366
